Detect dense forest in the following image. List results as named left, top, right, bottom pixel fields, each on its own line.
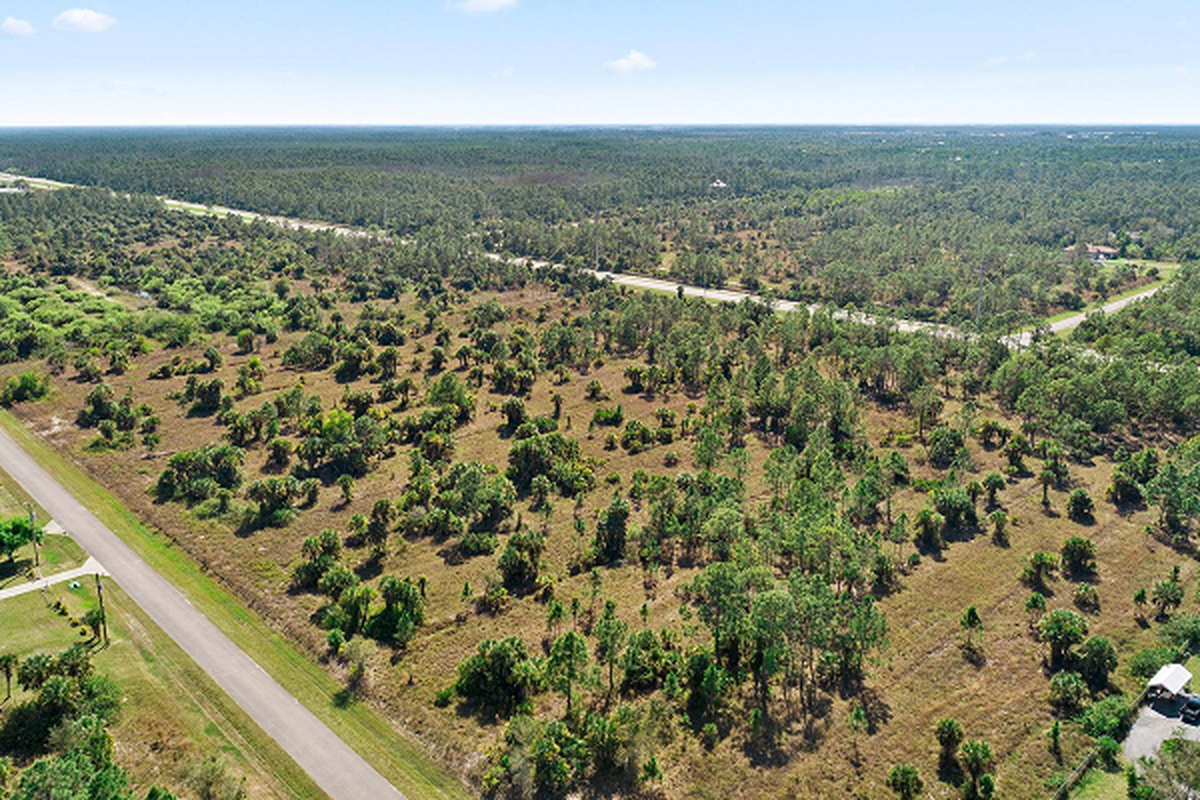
left=4, top=127, right=1200, bottom=326
left=2, top=129, right=1200, bottom=799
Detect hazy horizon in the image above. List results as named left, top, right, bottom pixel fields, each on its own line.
left=2, top=0, right=1198, bottom=127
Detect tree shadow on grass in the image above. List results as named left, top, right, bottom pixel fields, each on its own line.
left=353, top=555, right=383, bottom=582
left=744, top=719, right=791, bottom=768
left=857, top=687, right=892, bottom=734
left=938, top=755, right=964, bottom=787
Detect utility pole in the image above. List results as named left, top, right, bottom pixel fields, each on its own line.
left=28, top=505, right=38, bottom=571
left=95, top=574, right=109, bottom=645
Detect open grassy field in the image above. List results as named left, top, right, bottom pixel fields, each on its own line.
left=0, top=408, right=469, bottom=800
left=0, top=575, right=325, bottom=797
left=1, top=275, right=1194, bottom=799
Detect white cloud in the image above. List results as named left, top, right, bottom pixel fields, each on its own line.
left=52, top=8, right=117, bottom=33
left=1175, top=66, right=1189, bottom=75
left=2, top=17, right=35, bottom=36
left=453, top=0, right=516, bottom=14
left=984, top=52, right=1037, bottom=68
left=605, top=49, right=657, bottom=74
left=492, top=66, right=515, bottom=79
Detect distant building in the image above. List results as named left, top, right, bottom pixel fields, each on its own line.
left=710, top=179, right=727, bottom=189
left=0, top=187, right=24, bottom=194
left=1064, top=243, right=1119, bottom=261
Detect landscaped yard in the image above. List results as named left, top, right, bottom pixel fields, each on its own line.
left=1, top=574, right=326, bottom=798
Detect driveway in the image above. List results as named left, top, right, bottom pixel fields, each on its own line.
left=0, top=555, right=106, bottom=602
left=0, top=425, right=404, bottom=800
left=1125, top=696, right=1200, bottom=766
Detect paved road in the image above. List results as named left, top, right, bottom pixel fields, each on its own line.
left=0, top=426, right=403, bottom=800
left=0, top=555, right=106, bottom=602
left=999, top=284, right=1165, bottom=349
left=2, top=171, right=1163, bottom=348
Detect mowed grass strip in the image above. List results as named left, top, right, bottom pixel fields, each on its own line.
left=2, top=583, right=326, bottom=799
left=0, top=410, right=468, bottom=800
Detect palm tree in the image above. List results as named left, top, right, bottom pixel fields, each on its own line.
left=1133, top=587, right=1148, bottom=620
left=0, top=653, right=16, bottom=701
left=959, top=739, right=994, bottom=793
left=886, top=764, right=924, bottom=800
left=83, top=608, right=106, bottom=643
left=1152, top=580, right=1184, bottom=618
left=1040, top=468, right=1055, bottom=507
left=961, top=606, right=983, bottom=650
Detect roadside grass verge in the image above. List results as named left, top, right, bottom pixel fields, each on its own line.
left=0, top=410, right=467, bottom=800
left=1, top=582, right=325, bottom=798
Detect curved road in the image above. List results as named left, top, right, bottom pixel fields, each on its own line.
left=1, top=171, right=1163, bottom=346
left=0, top=426, right=403, bottom=800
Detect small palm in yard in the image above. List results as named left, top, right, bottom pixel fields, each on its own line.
left=0, top=653, right=15, bottom=700
left=83, top=608, right=106, bottom=643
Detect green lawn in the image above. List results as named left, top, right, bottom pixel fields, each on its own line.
left=1, top=579, right=326, bottom=798
left=0, top=410, right=467, bottom=800
left=0, top=461, right=87, bottom=590
left=1070, top=766, right=1126, bottom=799
left=0, top=533, right=88, bottom=591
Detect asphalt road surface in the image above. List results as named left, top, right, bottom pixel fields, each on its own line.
left=0, top=425, right=404, bottom=800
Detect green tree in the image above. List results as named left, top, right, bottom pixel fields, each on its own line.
left=452, top=637, right=536, bottom=717
left=1133, top=587, right=1148, bottom=619
left=982, top=472, right=1006, bottom=507
left=594, top=495, right=630, bottom=564
left=988, top=509, right=1008, bottom=544
left=935, top=717, right=964, bottom=763
left=336, top=473, right=355, bottom=505
left=1067, top=488, right=1095, bottom=522
left=593, top=600, right=629, bottom=698
left=1078, top=635, right=1118, bottom=690
left=1049, top=670, right=1090, bottom=714
left=1061, top=536, right=1097, bottom=576
left=546, top=630, right=590, bottom=717
left=0, top=652, right=15, bottom=700
left=1038, top=608, right=1088, bottom=669
left=1022, top=551, right=1058, bottom=590
left=959, top=739, right=994, bottom=794
left=961, top=606, right=983, bottom=650
left=691, top=562, right=749, bottom=668
left=1153, top=579, right=1184, bottom=618
left=1039, top=467, right=1055, bottom=507
left=886, top=763, right=923, bottom=800
left=82, top=608, right=106, bottom=643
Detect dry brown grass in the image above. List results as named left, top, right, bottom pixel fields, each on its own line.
left=3, top=288, right=1195, bottom=799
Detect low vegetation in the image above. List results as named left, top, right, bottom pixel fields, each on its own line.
left=1, top=129, right=1200, bottom=798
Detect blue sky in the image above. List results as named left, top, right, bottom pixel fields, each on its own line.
left=1, top=0, right=1199, bottom=125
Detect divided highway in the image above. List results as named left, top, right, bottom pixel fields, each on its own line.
left=0, top=425, right=404, bottom=800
